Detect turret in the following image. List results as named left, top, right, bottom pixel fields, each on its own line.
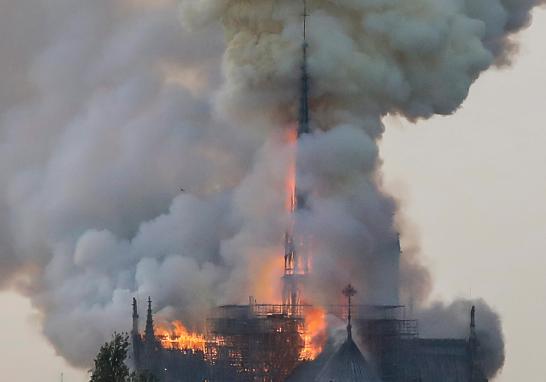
left=131, top=298, right=142, bottom=371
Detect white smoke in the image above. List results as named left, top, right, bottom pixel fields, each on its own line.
left=0, top=0, right=541, bottom=373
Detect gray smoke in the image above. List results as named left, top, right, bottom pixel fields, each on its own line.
left=0, top=0, right=541, bottom=373
left=416, top=299, right=505, bottom=379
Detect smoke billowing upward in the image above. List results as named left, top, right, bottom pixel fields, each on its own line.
left=0, top=0, right=540, bottom=375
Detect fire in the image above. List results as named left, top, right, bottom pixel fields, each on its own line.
left=155, top=321, right=206, bottom=352
left=301, top=307, right=327, bottom=360
left=284, top=125, right=298, bottom=213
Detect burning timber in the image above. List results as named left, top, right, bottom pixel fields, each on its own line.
left=206, top=302, right=305, bottom=381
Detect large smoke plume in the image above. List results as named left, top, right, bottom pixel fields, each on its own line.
left=0, top=0, right=542, bottom=377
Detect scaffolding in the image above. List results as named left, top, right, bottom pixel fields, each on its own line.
left=206, top=304, right=306, bottom=382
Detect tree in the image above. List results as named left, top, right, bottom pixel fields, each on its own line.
left=89, top=332, right=131, bottom=382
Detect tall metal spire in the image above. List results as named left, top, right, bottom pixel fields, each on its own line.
left=282, top=0, right=312, bottom=314
left=132, top=297, right=139, bottom=335
left=298, top=0, right=310, bottom=138
left=468, top=306, right=487, bottom=381
left=294, top=0, right=312, bottom=212
left=296, top=0, right=310, bottom=208
left=469, top=305, right=477, bottom=349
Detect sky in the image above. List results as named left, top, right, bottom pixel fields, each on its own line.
left=0, top=5, right=544, bottom=382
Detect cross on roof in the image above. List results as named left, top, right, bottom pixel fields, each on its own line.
left=343, top=284, right=357, bottom=299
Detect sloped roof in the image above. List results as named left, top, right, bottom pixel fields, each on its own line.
left=315, top=336, right=382, bottom=382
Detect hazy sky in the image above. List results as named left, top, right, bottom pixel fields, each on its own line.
left=0, top=5, right=544, bottom=382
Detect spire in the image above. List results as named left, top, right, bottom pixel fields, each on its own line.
left=298, top=0, right=310, bottom=138
left=469, top=305, right=477, bottom=345
left=144, top=296, right=155, bottom=341
left=281, top=0, right=312, bottom=315
left=343, top=284, right=357, bottom=341
left=133, top=297, right=138, bottom=318
left=295, top=0, right=310, bottom=207
left=132, top=297, right=139, bottom=335
left=469, top=306, right=487, bottom=381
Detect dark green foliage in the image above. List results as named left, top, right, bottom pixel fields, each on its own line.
left=89, top=332, right=131, bottom=382
left=89, top=332, right=160, bottom=382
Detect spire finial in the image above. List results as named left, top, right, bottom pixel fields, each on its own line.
left=342, top=284, right=357, bottom=340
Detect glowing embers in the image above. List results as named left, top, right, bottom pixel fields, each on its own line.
left=301, top=306, right=327, bottom=361
left=155, top=321, right=206, bottom=352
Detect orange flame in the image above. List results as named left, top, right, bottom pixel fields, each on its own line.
left=155, top=321, right=206, bottom=352
left=301, top=307, right=327, bottom=360
left=284, top=125, right=298, bottom=213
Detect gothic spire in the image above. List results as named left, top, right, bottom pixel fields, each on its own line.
left=144, top=296, right=154, bottom=341
left=281, top=1, right=312, bottom=314
left=132, top=297, right=139, bottom=335
left=298, top=0, right=310, bottom=138
left=469, top=305, right=477, bottom=346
